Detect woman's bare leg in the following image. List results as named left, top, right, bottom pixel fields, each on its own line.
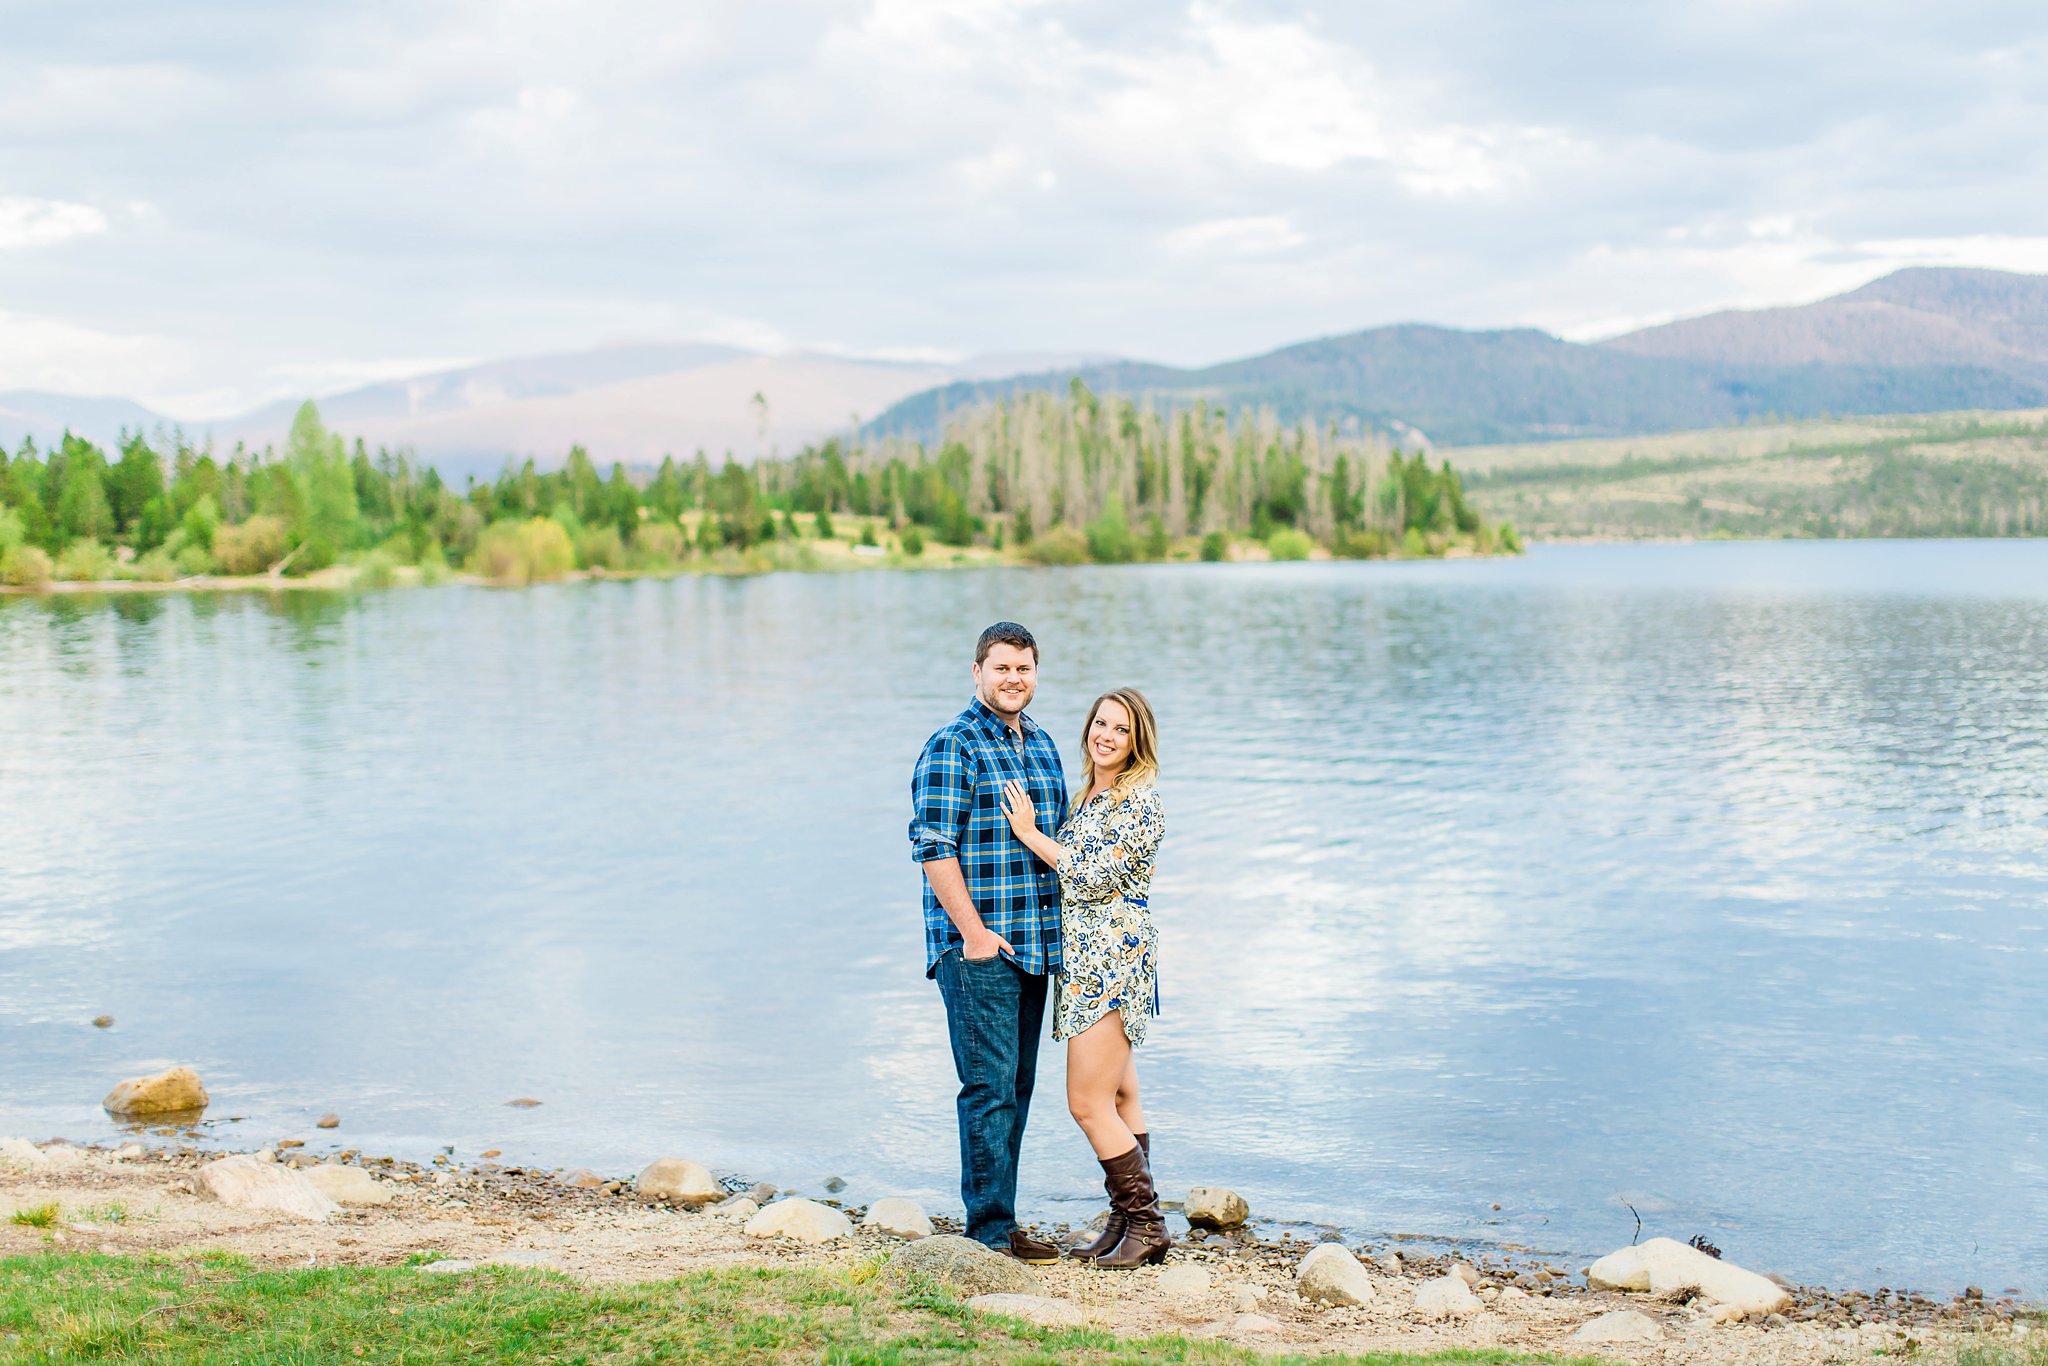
left=1114, top=1049, right=1145, bottom=1136
left=1067, top=1012, right=1138, bottom=1159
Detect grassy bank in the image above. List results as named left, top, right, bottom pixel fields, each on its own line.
left=1456, top=407, right=2048, bottom=540
left=0, top=1251, right=1591, bottom=1366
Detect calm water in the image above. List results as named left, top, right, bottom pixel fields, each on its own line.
left=3, top=541, right=2045, bottom=1294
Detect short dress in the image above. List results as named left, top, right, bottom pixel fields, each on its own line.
left=1051, top=784, right=1166, bottom=1045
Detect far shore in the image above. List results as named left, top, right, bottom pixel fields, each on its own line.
left=0, top=538, right=1506, bottom=597
left=0, top=1134, right=2029, bottom=1366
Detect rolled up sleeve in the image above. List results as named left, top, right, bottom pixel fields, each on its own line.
left=910, top=731, right=974, bottom=863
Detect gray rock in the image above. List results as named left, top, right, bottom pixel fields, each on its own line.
left=882, top=1234, right=1041, bottom=1296
left=1450, top=1261, right=1480, bottom=1287
left=416, top=1259, right=477, bottom=1275
left=556, top=1168, right=605, bottom=1190
left=862, top=1197, right=932, bottom=1240
left=744, top=1198, right=853, bottom=1244
left=1588, top=1238, right=1790, bottom=1319
left=302, top=1163, right=395, bottom=1207
left=1297, top=1243, right=1375, bottom=1306
left=717, top=1197, right=760, bottom=1223
left=965, top=1293, right=1084, bottom=1326
left=637, top=1157, right=724, bottom=1205
left=1183, top=1186, right=1249, bottom=1229
left=1375, top=1249, right=1404, bottom=1276
left=193, top=1156, right=338, bottom=1222
left=488, top=1250, right=562, bottom=1269
left=0, top=1138, right=50, bottom=1170
left=103, top=1067, right=208, bottom=1117
left=1574, top=1309, right=1666, bottom=1343
left=1412, top=1274, right=1482, bottom=1320
left=1155, top=1263, right=1213, bottom=1297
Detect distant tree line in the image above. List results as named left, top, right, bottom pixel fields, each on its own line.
left=0, top=382, right=1516, bottom=586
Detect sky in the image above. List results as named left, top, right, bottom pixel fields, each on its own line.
left=6, top=0, right=2048, bottom=419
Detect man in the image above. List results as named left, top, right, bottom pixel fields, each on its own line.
left=909, top=620, right=1069, bottom=1261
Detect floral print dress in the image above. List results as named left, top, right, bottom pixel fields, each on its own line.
left=1052, top=784, right=1165, bottom=1045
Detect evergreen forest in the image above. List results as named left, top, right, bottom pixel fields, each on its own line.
left=0, top=381, right=1515, bottom=587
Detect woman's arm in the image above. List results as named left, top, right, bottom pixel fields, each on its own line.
left=1000, top=780, right=1065, bottom=867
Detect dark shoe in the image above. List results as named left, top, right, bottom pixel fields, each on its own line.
left=1070, top=1131, right=1148, bottom=1261
left=1091, top=1141, right=1170, bottom=1270
left=1000, top=1227, right=1062, bottom=1264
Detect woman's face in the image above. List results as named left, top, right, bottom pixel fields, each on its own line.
left=1088, top=697, right=1134, bottom=772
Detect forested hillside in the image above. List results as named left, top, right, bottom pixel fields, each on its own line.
left=0, top=384, right=1513, bottom=587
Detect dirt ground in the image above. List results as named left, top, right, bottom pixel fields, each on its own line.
left=1, top=1141, right=2028, bottom=1365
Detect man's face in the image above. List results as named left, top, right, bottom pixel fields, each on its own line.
left=973, top=643, right=1037, bottom=717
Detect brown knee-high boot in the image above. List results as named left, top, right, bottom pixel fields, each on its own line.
left=1091, top=1141, right=1170, bottom=1269
left=1070, top=1131, right=1148, bottom=1260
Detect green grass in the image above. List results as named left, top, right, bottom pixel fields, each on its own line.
left=1956, top=1324, right=2048, bottom=1366
left=5, top=1205, right=57, bottom=1230
left=0, top=1251, right=1610, bottom=1366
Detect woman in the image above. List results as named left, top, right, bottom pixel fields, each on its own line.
left=1001, top=688, right=1167, bottom=1269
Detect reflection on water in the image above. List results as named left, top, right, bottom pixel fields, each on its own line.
left=2, top=541, right=2045, bottom=1293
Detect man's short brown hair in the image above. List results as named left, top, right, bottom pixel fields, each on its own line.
left=975, top=621, right=1038, bottom=665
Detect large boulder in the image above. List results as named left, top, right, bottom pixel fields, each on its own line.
left=1183, top=1186, right=1249, bottom=1229
left=302, top=1163, right=395, bottom=1207
left=863, top=1197, right=932, bottom=1240
left=193, top=1156, right=338, bottom=1221
left=102, top=1066, right=208, bottom=1117
left=1412, top=1274, right=1482, bottom=1320
left=881, top=1234, right=1041, bottom=1296
left=744, top=1197, right=854, bottom=1244
left=1297, top=1243, right=1375, bottom=1306
left=965, top=1293, right=1085, bottom=1326
left=636, top=1158, right=724, bottom=1205
left=1574, top=1309, right=1666, bottom=1343
left=1588, top=1238, right=1789, bottom=1319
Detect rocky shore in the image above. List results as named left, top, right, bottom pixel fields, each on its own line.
left=2, top=1130, right=2031, bottom=1366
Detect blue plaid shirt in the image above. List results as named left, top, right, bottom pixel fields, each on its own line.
left=910, top=696, right=1069, bottom=978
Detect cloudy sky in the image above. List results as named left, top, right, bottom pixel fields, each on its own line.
left=6, top=0, right=2048, bottom=417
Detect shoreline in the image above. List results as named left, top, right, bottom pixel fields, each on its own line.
left=0, top=537, right=1516, bottom=597
left=1, top=1136, right=2027, bottom=1365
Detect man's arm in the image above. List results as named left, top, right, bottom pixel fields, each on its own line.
left=922, top=856, right=1012, bottom=961
left=911, top=730, right=1012, bottom=961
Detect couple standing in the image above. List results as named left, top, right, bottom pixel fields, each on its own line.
left=908, top=621, right=1170, bottom=1268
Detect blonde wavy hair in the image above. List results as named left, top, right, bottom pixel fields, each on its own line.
left=1073, top=688, right=1159, bottom=809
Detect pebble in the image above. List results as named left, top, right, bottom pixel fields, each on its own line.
left=556, top=1168, right=605, bottom=1190
left=417, top=1260, right=477, bottom=1276
left=92, top=1016, right=114, bottom=1029
left=1233, top=1313, right=1282, bottom=1334
left=1450, top=1261, right=1480, bottom=1287
left=823, top=1176, right=847, bottom=1193
left=503, top=1098, right=543, bottom=1108
left=317, top=1114, right=340, bottom=1129
left=1155, top=1263, right=1213, bottom=1297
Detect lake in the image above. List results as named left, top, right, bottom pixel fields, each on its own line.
left=3, top=540, right=2044, bottom=1294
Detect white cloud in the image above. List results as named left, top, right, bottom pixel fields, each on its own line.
left=0, top=309, right=178, bottom=394
left=1164, top=214, right=1305, bottom=259
left=0, top=196, right=108, bottom=250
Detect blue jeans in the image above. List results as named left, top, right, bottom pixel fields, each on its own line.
left=933, top=948, right=1047, bottom=1248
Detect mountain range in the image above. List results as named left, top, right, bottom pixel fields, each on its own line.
left=5, top=266, right=2047, bottom=468
left=870, top=267, right=2048, bottom=448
